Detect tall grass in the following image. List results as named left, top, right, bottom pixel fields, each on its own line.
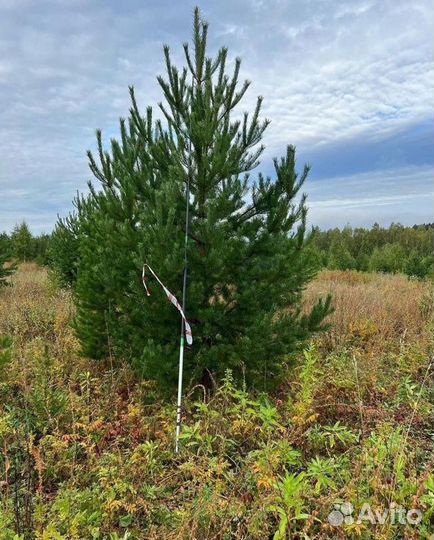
left=0, top=266, right=432, bottom=539
left=304, top=269, right=432, bottom=347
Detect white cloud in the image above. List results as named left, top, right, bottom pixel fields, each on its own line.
left=234, top=0, right=433, bottom=155
left=307, top=165, right=433, bottom=228
left=0, top=0, right=432, bottom=233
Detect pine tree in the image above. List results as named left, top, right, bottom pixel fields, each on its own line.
left=0, top=233, right=15, bottom=286
left=11, top=222, right=33, bottom=262
left=67, top=8, right=332, bottom=388
left=73, top=193, right=122, bottom=359
left=32, top=233, right=51, bottom=265
left=49, top=209, right=82, bottom=287
left=0, top=251, right=11, bottom=286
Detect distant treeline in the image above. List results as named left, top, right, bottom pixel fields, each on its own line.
left=0, top=222, right=50, bottom=265
left=1, top=221, right=433, bottom=279
left=309, top=223, right=433, bottom=278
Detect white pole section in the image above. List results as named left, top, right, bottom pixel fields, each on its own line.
left=175, top=334, right=185, bottom=453
left=175, top=165, right=191, bottom=454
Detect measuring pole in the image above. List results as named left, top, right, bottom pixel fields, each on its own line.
left=175, top=176, right=190, bottom=453
left=175, top=84, right=193, bottom=454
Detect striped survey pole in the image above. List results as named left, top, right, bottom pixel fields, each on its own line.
left=143, top=81, right=193, bottom=454
left=142, top=262, right=193, bottom=454
left=175, top=142, right=191, bottom=453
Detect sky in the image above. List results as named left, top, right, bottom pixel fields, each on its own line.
left=0, top=0, right=432, bottom=234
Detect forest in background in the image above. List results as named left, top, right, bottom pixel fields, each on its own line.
left=310, top=222, right=433, bottom=278
left=2, top=221, right=433, bottom=281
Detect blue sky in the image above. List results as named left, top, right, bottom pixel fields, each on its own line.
left=0, top=0, right=432, bottom=233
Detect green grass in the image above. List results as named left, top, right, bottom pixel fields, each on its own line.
left=0, top=265, right=432, bottom=539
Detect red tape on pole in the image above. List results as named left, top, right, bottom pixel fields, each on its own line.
left=142, top=264, right=193, bottom=345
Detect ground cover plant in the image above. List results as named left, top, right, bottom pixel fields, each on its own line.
left=0, top=264, right=432, bottom=539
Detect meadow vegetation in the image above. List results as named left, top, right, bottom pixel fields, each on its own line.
left=0, top=264, right=432, bottom=539
left=0, top=9, right=432, bottom=540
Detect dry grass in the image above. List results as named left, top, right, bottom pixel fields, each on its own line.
left=3, top=264, right=432, bottom=378
left=304, top=269, right=432, bottom=349
left=302, top=269, right=433, bottom=447
left=0, top=262, right=77, bottom=358
left=0, top=265, right=432, bottom=540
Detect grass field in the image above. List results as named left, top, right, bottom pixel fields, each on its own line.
left=0, top=264, right=432, bottom=539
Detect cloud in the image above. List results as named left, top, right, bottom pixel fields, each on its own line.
left=233, top=0, right=433, bottom=156
left=0, top=0, right=432, bottom=233
left=307, top=165, right=433, bottom=228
